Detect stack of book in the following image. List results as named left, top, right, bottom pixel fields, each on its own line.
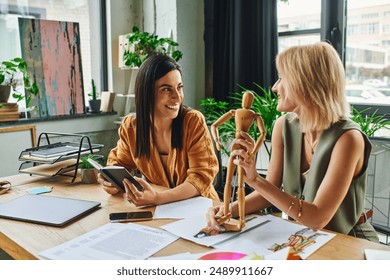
left=0, top=103, right=19, bottom=122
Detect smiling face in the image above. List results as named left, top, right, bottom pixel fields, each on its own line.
left=153, top=69, right=183, bottom=120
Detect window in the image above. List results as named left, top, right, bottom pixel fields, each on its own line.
left=0, top=0, right=106, bottom=112
left=277, top=0, right=321, bottom=52
left=346, top=1, right=390, bottom=107
left=278, top=0, right=390, bottom=110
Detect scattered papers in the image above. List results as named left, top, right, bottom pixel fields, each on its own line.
left=154, top=196, right=213, bottom=219
left=158, top=215, right=335, bottom=260
left=39, top=212, right=336, bottom=260
left=39, top=222, right=178, bottom=260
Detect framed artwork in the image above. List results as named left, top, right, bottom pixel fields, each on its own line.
left=18, top=18, right=85, bottom=117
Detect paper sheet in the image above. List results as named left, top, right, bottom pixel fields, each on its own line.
left=160, top=214, right=271, bottom=247
left=154, top=196, right=213, bottom=219
left=39, top=222, right=178, bottom=260
left=365, top=249, right=390, bottom=260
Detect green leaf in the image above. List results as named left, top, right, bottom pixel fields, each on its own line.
left=351, top=107, right=390, bottom=137
left=123, top=26, right=183, bottom=68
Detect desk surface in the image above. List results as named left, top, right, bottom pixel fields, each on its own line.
left=1, top=173, right=389, bottom=260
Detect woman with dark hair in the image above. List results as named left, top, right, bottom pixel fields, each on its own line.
left=102, top=54, right=220, bottom=206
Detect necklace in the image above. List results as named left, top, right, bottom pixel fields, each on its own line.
left=304, top=133, right=320, bottom=154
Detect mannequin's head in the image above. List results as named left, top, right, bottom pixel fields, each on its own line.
left=242, top=91, right=254, bottom=109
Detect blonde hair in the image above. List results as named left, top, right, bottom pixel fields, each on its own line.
left=276, top=42, right=350, bottom=132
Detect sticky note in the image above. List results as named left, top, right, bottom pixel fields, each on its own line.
left=26, top=186, right=53, bottom=195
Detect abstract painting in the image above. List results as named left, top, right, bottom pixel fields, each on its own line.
left=18, top=18, right=85, bottom=117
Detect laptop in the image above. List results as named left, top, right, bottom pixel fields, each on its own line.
left=0, top=195, right=101, bottom=227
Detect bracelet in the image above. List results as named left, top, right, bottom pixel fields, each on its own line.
left=286, top=201, right=294, bottom=217
left=297, top=198, right=303, bottom=221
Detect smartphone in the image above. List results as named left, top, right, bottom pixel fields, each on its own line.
left=109, top=211, right=153, bottom=222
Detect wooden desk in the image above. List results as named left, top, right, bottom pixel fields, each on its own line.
left=1, top=174, right=389, bottom=260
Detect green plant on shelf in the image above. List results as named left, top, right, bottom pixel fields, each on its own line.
left=0, top=57, right=39, bottom=107
left=123, top=26, right=183, bottom=68
left=88, top=79, right=98, bottom=100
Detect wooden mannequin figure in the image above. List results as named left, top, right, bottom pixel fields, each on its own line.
left=210, top=91, right=266, bottom=232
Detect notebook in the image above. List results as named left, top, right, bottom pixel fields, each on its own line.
left=0, top=195, right=101, bottom=227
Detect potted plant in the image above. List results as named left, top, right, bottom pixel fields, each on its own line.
left=122, top=26, right=183, bottom=69
left=0, top=57, right=39, bottom=107
left=80, top=154, right=104, bottom=184
left=88, top=79, right=101, bottom=113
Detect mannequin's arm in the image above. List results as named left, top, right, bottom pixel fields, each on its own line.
left=249, top=114, right=266, bottom=158
left=210, top=110, right=235, bottom=151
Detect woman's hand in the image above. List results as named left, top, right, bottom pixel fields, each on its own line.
left=206, top=206, right=226, bottom=231
left=99, top=173, right=120, bottom=195
left=123, top=177, right=158, bottom=206
left=230, top=132, right=259, bottom=184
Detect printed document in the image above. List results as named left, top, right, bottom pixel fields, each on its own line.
left=154, top=196, right=213, bottom=219
left=39, top=222, right=178, bottom=260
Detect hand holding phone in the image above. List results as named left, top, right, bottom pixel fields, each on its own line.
left=109, top=211, right=153, bottom=222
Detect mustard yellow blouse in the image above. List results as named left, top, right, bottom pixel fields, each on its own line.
left=107, top=110, right=220, bottom=202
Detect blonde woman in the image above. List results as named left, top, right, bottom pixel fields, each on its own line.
left=206, top=42, right=379, bottom=242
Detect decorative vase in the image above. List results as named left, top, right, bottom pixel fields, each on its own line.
left=88, top=99, right=101, bottom=113
left=0, top=85, right=11, bottom=103
left=80, top=168, right=98, bottom=184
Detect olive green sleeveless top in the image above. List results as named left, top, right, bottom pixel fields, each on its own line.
left=282, top=113, right=375, bottom=237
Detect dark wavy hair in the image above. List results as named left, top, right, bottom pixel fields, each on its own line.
left=135, top=54, right=190, bottom=159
